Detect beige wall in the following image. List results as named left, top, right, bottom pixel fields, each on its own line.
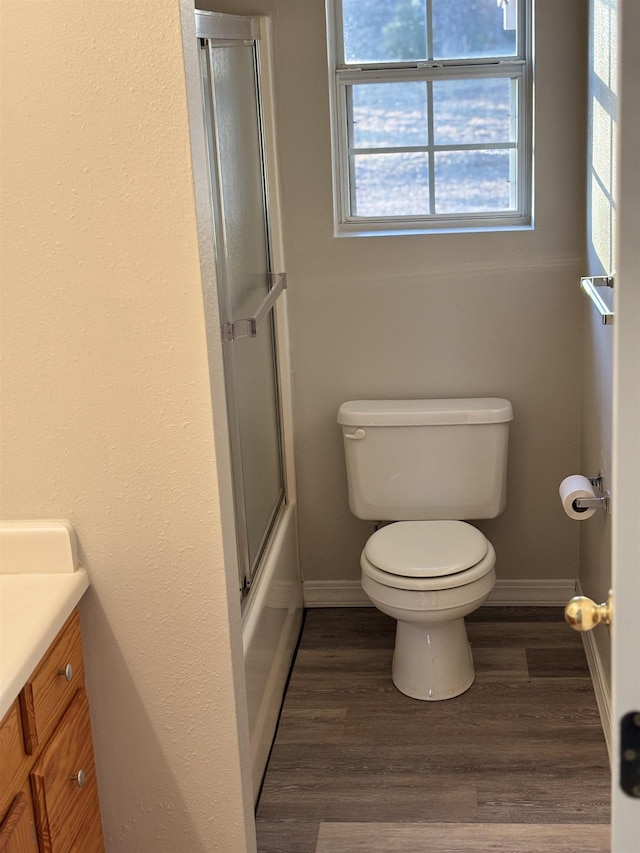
left=0, top=1, right=255, bottom=850
left=207, top=0, right=589, bottom=590
left=579, top=0, right=618, bottom=689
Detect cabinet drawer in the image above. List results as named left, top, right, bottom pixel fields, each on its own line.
left=0, top=702, right=29, bottom=815
left=20, top=610, right=85, bottom=754
left=0, top=789, right=39, bottom=853
left=30, top=690, right=104, bottom=853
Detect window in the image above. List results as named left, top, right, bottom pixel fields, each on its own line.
left=327, top=0, right=532, bottom=233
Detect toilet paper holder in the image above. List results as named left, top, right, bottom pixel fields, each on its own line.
left=573, top=473, right=611, bottom=513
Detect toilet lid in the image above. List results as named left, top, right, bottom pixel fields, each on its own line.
left=363, top=521, right=489, bottom=578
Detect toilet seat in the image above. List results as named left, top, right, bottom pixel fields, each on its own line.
left=361, top=520, right=495, bottom=591
left=364, top=520, right=488, bottom=576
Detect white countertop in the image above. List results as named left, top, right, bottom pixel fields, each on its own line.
left=0, top=520, right=91, bottom=721
left=0, top=569, right=90, bottom=720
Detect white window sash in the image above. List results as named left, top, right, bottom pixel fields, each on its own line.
left=327, top=0, right=533, bottom=233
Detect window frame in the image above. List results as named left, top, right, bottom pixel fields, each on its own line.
left=327, top=0, right=533, bottom=235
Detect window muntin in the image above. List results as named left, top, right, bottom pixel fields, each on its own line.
left=329, top=0, right=531, bottom=232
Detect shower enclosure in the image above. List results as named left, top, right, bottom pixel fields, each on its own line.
left=199, top=14, right=284, bottom=597
left=195, top=8, right=302, bottom=797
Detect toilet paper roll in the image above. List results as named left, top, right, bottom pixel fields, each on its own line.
left=559, top=475, right=597, bottom=520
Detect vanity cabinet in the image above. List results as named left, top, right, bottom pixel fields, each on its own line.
left=0, top=701, right=38, bottom=852
left=0, top=786, right=39, bottom=853
left=0, top=609, right=104, bottom=852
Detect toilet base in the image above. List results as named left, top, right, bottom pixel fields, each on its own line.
left=392, top=617, right=475, bottom=701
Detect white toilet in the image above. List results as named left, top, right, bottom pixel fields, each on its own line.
left=338, top=398, right=513, bottom=701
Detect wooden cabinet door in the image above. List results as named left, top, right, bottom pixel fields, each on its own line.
left=30, top=691, right=104, bottom=853
left=0, top=790, right=39, bottom=853
left=20, top=610, right=85, bottom=755
left=0, top=702, right=29, bottom=807
left=0, top=702, right=38, bottom=852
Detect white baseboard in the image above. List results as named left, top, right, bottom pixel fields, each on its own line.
left=575, top=582, right=612, bottom=758
left=303, top=580, right=370, bottom=607
left=303, top=578, right=578, bottom=608
left=487, top=578, right=578, bottom=606
left=580, top=626, right=612, bottom=758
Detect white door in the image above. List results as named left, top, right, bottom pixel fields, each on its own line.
left=611, top=1, right=640, bottom=849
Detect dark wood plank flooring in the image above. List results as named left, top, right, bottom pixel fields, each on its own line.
left=255, top=607, right=610, bottom=852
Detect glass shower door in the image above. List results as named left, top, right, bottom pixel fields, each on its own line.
left=199, top=22, right=285, bottom=597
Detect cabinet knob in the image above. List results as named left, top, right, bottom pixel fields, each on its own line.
left=70, top=769, right=86, bottom=787
left=59, top=663, right=74, bottom=681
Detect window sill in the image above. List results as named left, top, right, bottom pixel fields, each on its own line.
left=333, top=222, right=535, bottom=238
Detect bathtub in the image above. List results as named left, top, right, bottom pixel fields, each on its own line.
left=242, top=502, right=303, bottom=800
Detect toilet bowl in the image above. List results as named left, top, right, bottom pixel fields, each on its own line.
left=338, top=397, right=512, bottom=702
left=360, top=520, right=495, bottom=700
left=360, top=521, right=495, bottom=701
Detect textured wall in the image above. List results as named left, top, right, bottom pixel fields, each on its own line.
left=0, top=1, right=254, bottom=850
left=205, top=0, right=588, bottom=591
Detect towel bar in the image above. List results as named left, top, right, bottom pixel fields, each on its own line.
left=580, top=275, right=614, bottom=325
left=221, top=272, right=287, bottom=342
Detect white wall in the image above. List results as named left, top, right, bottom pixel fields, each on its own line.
left=579, top=0, right=618, bottom=691
left=206, top=0, right=589, bottom=596
left=0, top=1, right=255, bottom=850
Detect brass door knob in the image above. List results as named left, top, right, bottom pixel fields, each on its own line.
left=564, top=593, right=612, bottom=631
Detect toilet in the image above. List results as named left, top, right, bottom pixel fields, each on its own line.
left=338, top=398, right=513, bottom=701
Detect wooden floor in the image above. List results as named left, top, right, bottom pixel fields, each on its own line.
left=255, top=608, right=610, bottom=853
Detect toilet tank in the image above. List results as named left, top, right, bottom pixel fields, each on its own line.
left=338, top=398, right=513, bottom=521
